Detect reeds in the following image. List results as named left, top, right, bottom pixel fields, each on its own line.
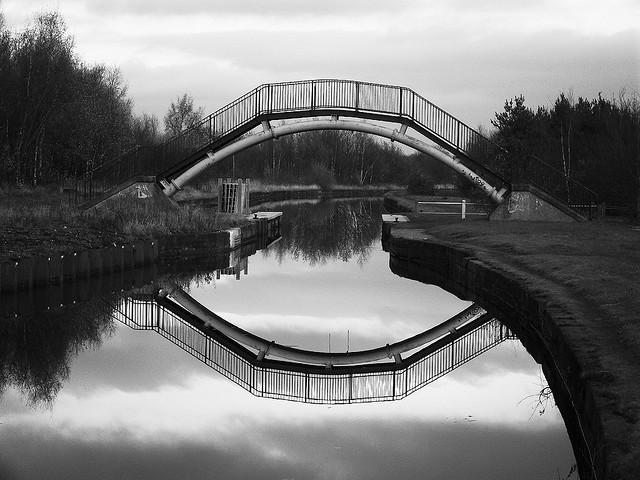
left=84, top=198, right=245, bottom=237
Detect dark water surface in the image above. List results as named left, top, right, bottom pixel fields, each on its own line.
left=0, top=198, right=575, bottom=479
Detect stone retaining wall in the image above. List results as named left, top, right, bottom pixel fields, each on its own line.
left=382, top=225, right=606, bottom=480
left=0, top=219, right=272, bottom=294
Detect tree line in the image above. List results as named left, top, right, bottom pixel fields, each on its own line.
left=0, top=13, right=134, bottom=185
left=0, top=11, right=458, bottom=190
left=203, top=130, right=454, bottom=188
left=2, top=11, right=637, bottom=217
left=0, top=12, right=200, bottom=186
left=490, top=92, right=640, bottom=216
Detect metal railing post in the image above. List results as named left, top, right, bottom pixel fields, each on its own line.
left=461, top=199, right=466, bottom=219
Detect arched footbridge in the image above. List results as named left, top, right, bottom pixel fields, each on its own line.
left=81, top=79, right=512, bottom=205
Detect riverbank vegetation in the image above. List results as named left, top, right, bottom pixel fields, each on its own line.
left=489, top=92, right=640, bottom=218
left=0, top=184, right=246, bottom=263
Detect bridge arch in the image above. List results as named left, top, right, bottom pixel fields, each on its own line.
left=160, top=287, right=490, bottom=367
left=162, top=117, right=507, bottom=203
left=136, top=79, right=510, bottom=203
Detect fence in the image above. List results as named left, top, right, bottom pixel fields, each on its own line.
left=415, top=200, right=491, bottom=219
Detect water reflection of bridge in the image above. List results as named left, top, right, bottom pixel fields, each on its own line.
left=111, top=295, right=516, bottom=404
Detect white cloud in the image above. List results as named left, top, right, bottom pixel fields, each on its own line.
left=3, top=365, right=562, bottom=445
left=2, top=0, right=636, bottom=128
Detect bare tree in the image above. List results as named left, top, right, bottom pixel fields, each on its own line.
left=132, top=113, right=161, bottom=145
left=163, top=93, right=203, bottom=137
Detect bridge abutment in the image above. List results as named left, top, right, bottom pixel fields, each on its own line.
left=84, top=176, right=178, bottom=211
left=490, top=184, right=585, bottom=222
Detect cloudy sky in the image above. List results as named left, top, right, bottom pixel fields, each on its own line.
left=1, top=0, right=638, bottom=129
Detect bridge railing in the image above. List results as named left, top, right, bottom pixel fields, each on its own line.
left=77, top=79, right=507, bottom=203
left=76, top=80, right=595, bottom=218
left=111, top=296, right=515, bottom=404
left=515, top=155, right=599, bottom=218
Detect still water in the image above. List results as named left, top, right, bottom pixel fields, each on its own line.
left=0, top=198, right=575, bottom=479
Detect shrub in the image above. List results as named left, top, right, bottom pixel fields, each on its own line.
left=307, top=163, right=336, bottom=191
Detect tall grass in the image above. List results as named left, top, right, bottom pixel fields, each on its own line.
left=85, top=198, right=246, bottom=237
left=0, top=185, right=246, bottom=237
left=0, top=184, right=73, bottom=227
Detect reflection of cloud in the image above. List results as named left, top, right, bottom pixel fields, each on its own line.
left=217, top=311, right=443, bottom=348
left=8, top=368, right=564, bottom=438
left=191, top=247, right=469, bottom=339
left=62, top=325, right=213, bottom=395
left=0, top=390, right=574, bottom=480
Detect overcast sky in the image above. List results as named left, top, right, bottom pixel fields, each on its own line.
left=1, top=0, right=638, bottom=129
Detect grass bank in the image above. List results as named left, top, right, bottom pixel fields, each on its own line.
left=384, top=217, right=640, bottom=479
left=0, top=185, right=247, bottom=263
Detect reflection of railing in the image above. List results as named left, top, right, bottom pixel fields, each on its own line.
left=110, top=296, right=516, bottom=404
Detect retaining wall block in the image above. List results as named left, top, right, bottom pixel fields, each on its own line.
left=63, top=281, right=81, bottom=306
left=76, top=251, right=90, bottom=278
left=88, top=249, right=104, bottom=277
left=1, top=261, right=18, bottom=292
left=16, top=258, right=34, bottom=289
left=133, top=267, right=147, bottom=286
left=133, top=241, right=146, bottom=266
left=48, top=255, right=63, bottom=285
left=44, top=284, right=64, bottom=311
left=117, top=245, right=127, bottom=272
left=121, top=269, right=137, bottom=290
left=33, top=256, right=50, bottom=288
left=150, top=241, right=159, bottom=262
left=62, top=253, right=78, bottom=282
left=103, top=247, right=117, bottom=274
left=106, top=246, right=121, bottom=273
left=75, top=274, right=92, bottom=301
left=122, top=244, right=134, bottom=270
left=0, top=291, right=18, bottom=316
left=101, top=247, right=114, bottom=274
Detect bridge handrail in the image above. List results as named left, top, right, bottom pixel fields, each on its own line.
left=524, top=154, right=599, bottom=199
left=79, top=79, right=508, bottom=199
left=167, top=78, right=505, bottom=161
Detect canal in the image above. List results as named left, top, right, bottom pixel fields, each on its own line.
left=0, top=198, right=576, bottom=479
